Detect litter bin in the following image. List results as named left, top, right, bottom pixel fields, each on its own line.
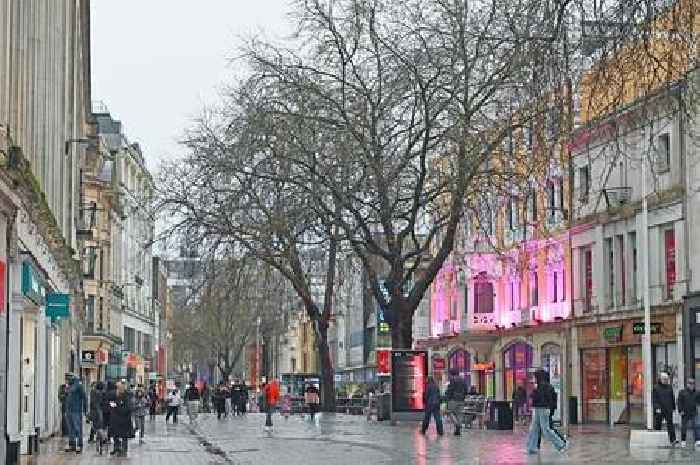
left=377, top=393, right=391, bottom=421
left=487, top=401, right=513, bottom=430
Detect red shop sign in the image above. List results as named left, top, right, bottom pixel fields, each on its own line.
left=376, top=349, right=391, bottom=376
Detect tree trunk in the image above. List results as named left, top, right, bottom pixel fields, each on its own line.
left=391, top=299, right=414, bottom=350
left=316, top=324, right=336, bottom=412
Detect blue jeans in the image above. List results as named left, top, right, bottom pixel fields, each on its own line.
left=421, top=405, right=444, bottom=435
left=527, top=407, right=565, bottom=453
left=680, top=415, right=700, bottom=442
left=67, top=411, right=83, bottom=449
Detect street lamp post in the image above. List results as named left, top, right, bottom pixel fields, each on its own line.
left=256, top=316, right=262, bottom=389
left=641, top=154, right=653, bottom=430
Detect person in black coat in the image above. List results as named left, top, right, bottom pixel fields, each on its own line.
left=231, top=382, right=242, bottom=416
left=213, top=383, right=227, bottom=420
left=109, top=382, right=133, bottom=457
left=677, top=378, right=699, bottom=447
left=420, top=377, right=444, bottom=436
left=526, top=370, right=566, bottom=454
left=653, top=372, right=677, bottom=445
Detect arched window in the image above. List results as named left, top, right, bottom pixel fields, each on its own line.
left=448, top=349, right=471, bottom=388
left=503, top=342, right=534, bottom=405
left=474, top=272, right=494, bottom=314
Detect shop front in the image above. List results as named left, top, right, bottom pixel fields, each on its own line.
left=577, top=314, right=677, bottom=425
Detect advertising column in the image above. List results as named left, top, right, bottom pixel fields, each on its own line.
left=391, top=350, right=427, bottom=421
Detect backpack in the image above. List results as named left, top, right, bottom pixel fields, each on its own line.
left=548, top=385, right=558, bottom=410
left=449, top=379, right=468, bottom=401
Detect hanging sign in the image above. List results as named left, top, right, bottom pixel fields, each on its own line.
left=46, top=293, right=70, bottom=320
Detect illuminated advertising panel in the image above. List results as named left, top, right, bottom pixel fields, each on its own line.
left=391, top=350, right=427, bottom=412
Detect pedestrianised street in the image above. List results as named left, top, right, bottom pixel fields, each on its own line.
left=21, top=413, right=700, bottom=465
left=3, top=1, right=700, bottom=464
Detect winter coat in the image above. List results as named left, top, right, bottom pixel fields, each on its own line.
left=677, top=388, right=698, bottom=417
left=445, top=377, right=468, bottom=402
left=531, top=383, right=556, bottom=409
left=89, top=388, right=104, bottom=427
left=101, top=389, right=116, bottom=433
left=653, top=383, right=676, bottom=413
left=132, top=396, right=149, bottom=417
left=66, top=380, right=87, bottom=414
left=513, top=386, right=527, bottom=405
left=213, top=388, right=226, bottom=410
left=166, top=391, right=181, bottom=407
left=185, top=387, right=201, bottom=401
left=109, top=393, right=133, bottom=438
left=231, top=385, right=242, bottom=403
left=423, top=382, right=441, bottom=409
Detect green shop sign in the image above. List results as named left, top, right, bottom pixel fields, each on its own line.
left=603, top=326, right=623, bottom=342
left=632, top=322, right=661, bottom=335
left=46, top=293, right=70, bottom=321
left=21, top=261, right=45, bottom=305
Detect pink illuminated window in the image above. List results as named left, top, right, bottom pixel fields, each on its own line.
left=474, top=273, right=494, bottom=314
left=530, top=271, right=538, bottom=307
left=552, top=271, right=558, bottom=303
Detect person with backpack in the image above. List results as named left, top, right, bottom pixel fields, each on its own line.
left=445, top=369, right=468, bottom=435
left=536, top=371, right=565, bottom=449
left=526, top=370, right=568, bottom=455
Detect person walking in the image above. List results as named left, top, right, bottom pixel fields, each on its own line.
left=101, top=381, right=117, bottom=446
left=148, top=383, right=159, bottom=420
left=165, top=389, right=181, bottom=424
left=88, top=382, right=105, bottom=444
left=421, top=377, right=444, bottom=436
left=184, top=383, right=201, bottom=423
left=513, top=382, right=527, bottom=425
left=109, top=382, right=133, bottom=457
left=133, top=389, right=148, bottom=444
left=305, top=384, right=321, bottom=420
left=64, top=374, right=88, bottom=454
left=58, top=374, right=71, bottom=437
left=536, top=371, right=565, bottom=449
left=231, top=381, right=242, bottom=416
left=445, top=369, right=468, bottom=435
left=653, top=372, right=678, bottom=445
left=239, top=381, right=249, bottom=415
left=677, top=378, right=698, bottom=447
left=263, top=380, right=280, bottom=431
left=526, top=370, right=567, bottom=455
left=213, top=382, right=227, bottom=420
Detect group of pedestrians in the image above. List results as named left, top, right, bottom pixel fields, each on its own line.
left=212, top=380, right=250, bottom=419
left=421, top=369, right=569, bottom=456
left=60, top=375, right=162, bottom=457
left=653, top=373, right=700, bottom=447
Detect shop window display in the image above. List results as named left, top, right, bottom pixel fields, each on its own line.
left=448, top=350, right=471, bottom=388
left=582, top=349, right=607, bottom=422
left=504, top=342, right=533, bottom=412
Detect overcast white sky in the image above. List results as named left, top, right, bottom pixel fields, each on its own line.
left=91, top=1, right=293, bottom=170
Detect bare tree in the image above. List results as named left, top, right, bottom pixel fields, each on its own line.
left=170, top=255, right=286, bottom=384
